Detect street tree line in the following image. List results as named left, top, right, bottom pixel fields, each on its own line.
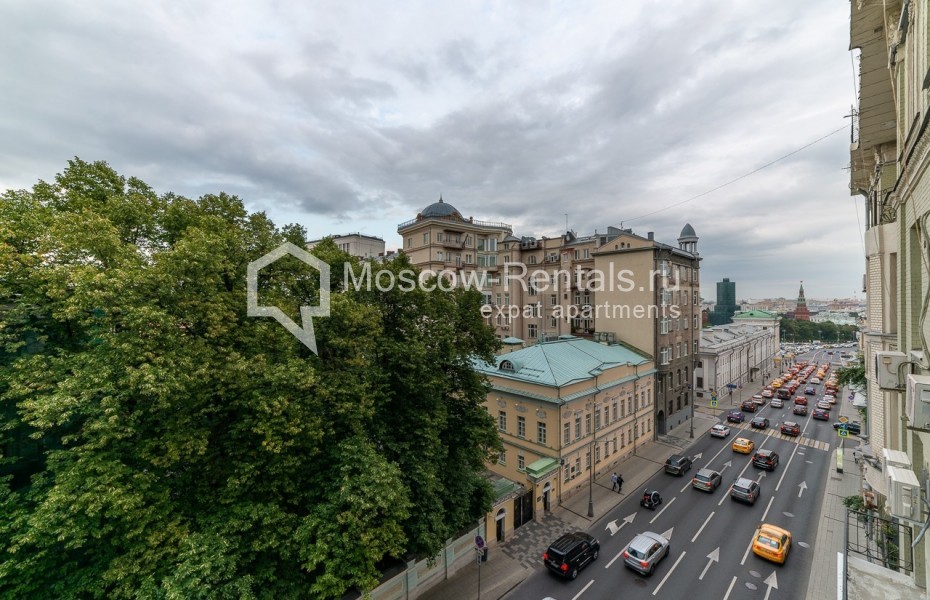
left=779, top=317, right=858, bottom=343
left=0, top=159, right=503, bottom=598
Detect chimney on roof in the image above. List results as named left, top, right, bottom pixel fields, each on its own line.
left=647, top=232, right=654, bottom=240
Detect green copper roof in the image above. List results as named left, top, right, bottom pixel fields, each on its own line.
left=473, top=336, right=651, bottom=388
left=733, top=310, right=778, bottom=319
left=501, top=336, right=525, bottom=345
left=526, top=457, right=560, bottom=479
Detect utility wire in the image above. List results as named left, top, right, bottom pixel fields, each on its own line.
left=623, top=124, right=848, bottom=224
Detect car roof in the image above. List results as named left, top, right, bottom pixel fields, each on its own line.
left=783, top=421, right=799, bottom=426
left=734, top=477, right=755, bottom=487
left=755, top=449, right=776, bottom=456
left=629, top=531, right=667, bottom=550
left=696, top=468, right=719, bottom=477
left=758, top=524, right=791, bottom=537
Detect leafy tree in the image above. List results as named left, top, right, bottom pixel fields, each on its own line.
left=836, top=356, right=866, bottom=392
left=0, top=158, right=501, bottom=598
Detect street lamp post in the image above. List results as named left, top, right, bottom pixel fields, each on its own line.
left=688, top=383, right=694, bottom=438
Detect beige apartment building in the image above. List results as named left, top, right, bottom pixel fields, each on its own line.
left=472, top=337, right=655, bottom=538
left=398, top=197, right=699, bottom=435
left=847, top=0, right=929, bottom=595
left=307, top=232, right=386, bottom=259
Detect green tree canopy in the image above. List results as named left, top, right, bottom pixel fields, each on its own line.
left=0, top=158, right=502, bottom=598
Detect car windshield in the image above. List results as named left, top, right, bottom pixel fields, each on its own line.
left=627, top=546, right=646, bottom=559
left=695, top=474, right=713, bottom=483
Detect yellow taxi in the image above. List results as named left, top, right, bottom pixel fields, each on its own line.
left=732, top=437, right=755, bottom=454
left=752, top=524, right=792, bottom=564
left=771, top=379, right=783, bottom=389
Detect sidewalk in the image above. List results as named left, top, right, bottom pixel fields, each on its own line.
left=417, top=411, right=719, bottom=600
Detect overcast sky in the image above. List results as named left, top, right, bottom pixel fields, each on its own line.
left=1, top=1, right=862, bottom=300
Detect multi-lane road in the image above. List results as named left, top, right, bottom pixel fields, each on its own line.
left=516, top=348, right=852, bottom=600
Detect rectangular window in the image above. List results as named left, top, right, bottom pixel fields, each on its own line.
left=407, top=238, right=412, bottom=249
left=550, top=316, right=558, bottom=328
left=518, top=454, right=525, bottom=471
left=498, top=451, right=506, bottom=465
left=693, top=291, right=698, bottom=305
left=595, top=444, right=601, bottom=463
left=574, top=415, right=582, bottom=439
left=585, top=414, right=591, bottom=434
left=423, top=233, right=430, bottom=244
left=528, top=324, right=538, bottom=339
left=584, top=249, right=590, bottom=258
left=465, top=254, right=472, bottom=264
left=564, top=422, right=571, bottom=445
left=627, top=398, right=633, bottom=415
left=697, top=376, right=704, bottom=388
left=594, top=406, right=602, bottom=430
left=659, top=317, right=669, bottom=334
left=550, top=294, right=557, bottom=306
left=498, top=411, right=506, bottom=431
left=537, top=422, right=547, bottom=444
left=585, top=450, right=591, bottom=468
left=517, top=416, right=526, bottom=438
left=693, top=340, right=699, bottom=355
left=612, top=401, right=618, bottom=422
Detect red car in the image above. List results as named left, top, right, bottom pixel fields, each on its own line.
left=793, top=396, right=808, bottom=406
left=780, top=421, right=801, bottom=436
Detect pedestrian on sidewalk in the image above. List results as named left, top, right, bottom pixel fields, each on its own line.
left=618, top=474, right=624, bottom=493
left=611, top=472, right=618, bottom=491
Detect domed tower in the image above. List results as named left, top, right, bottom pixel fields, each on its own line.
left=678, top=223, right=698, bottom=255
left=417, top=195, right=463, bottom=221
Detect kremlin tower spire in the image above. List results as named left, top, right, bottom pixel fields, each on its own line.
left=794, top=281, right=811, bottom=321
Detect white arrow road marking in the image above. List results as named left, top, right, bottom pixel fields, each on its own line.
left=756, top=470, right=767, bottom=482
left=652, top=551, right=686, bottom=597
left=660, top=527, right=674, bottom=540
left=720, top=460, right=733, bottom=472
left=699, top=547, right=720, bottom=580
left=691, top=511, right=715, bottom=543
left=692, top=452, right=703, bottom=460
left=762, top=570, right=779, bottom=600
left=571, top=579, right=595, bottom=600
left=798, top=481, right=808, bottom=498
left=649, top=497, right=675, bottom=524
left=605, top=513, right=636, bottom=536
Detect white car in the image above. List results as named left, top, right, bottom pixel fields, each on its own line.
left=770, top=398, right=784, bottom=408
left=710, top=424, right=731, bottom=438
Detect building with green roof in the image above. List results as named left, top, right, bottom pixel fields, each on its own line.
left=472, top=336, right=655, bottom=531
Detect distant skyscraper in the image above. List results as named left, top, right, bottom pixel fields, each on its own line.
left=794, top=281, right=811, bottom=321
left=709, top=278, right=737, bottom=325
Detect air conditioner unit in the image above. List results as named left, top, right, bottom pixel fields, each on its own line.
left=886, top=465, right=920, bottom=520
left=905, top=374, right=930, bottom=430
left=876, top=351, right=907, bottom=390
left=883, top=448, right=912, bottom=470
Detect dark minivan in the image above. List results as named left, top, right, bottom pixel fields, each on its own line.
left=543, top=532, right=600, bottom=580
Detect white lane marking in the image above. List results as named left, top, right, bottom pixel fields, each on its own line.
left=571, top=578, right=595, bottom=600
left=699, top=547, right=720, bottom=581
left=681, top=479, right=692, bottom=493
left=691, top=511, right=715, bottom=543
left=740, top=537, right=754, bottom=565
left=649, top=496, right=676, bottom=524
left=775, top=439, right=802, bottom=493
left=605, top=548, right=625, bottom=569
left=723, top=575, right=738, bottom=600
left=760, top=495, right=775, bottom=522
left=652, top=551, right=686, bottom=597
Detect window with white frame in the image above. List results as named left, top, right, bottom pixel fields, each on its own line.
left=528, top=324, right=538, bottom=339
left=517, top=416, right=526, bottom=438
left=498, top=411, right=506, bottom=431
left=498, top=450, right=506, bottom=465
left=660, top=347, right=670, bottom=365
left=518, top=454, right=525, bottom=471
left=564, top=422, right=571, bottom=445
left=537, top=422, right=547, bottom=444
left=574, top=414, right=582, bottom=439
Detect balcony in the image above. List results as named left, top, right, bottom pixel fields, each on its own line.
left=442, top=239, right=464, bottom=249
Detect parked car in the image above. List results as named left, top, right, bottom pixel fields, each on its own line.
left=664, top=454, right=692, bottom=476
left=750, top=417, right=770, bottom=429
left=543, top=532, right=600, bottom=579
left=710, top=424, right=731, bottom=438
left=752, top=524, right=792, bottom=564
left=780, top=421, right=801, bottom=436
left=752, top=449, right=780, bottom=471
left=727, top=411, right=745, bottom=424
left=833, top=421, right=862, bottom=435
left=622, top=531, right=670, bottom=576
left=692, top=468, right=723, bottom=492
left=730, top=477, right=761, bottom=505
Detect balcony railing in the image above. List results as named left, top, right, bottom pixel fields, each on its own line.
left=398, top=214, right=513, bottom=231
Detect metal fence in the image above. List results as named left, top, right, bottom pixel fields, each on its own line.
left=846, top=509, right=914, bottom=573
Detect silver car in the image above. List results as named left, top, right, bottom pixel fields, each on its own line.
left=623, top=531, right=670, bottom=575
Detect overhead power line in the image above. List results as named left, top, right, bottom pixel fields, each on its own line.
left=623, top=124, right=848, bottom=224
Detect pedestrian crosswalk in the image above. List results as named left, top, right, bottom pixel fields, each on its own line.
left=725, top=422, right=831, bottom=452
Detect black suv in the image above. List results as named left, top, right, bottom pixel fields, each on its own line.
left=752, top=449, right=779, bottom=471
left=543, top=532, right=600, bottom=579
left=664, top=454, right=692, bottom=476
